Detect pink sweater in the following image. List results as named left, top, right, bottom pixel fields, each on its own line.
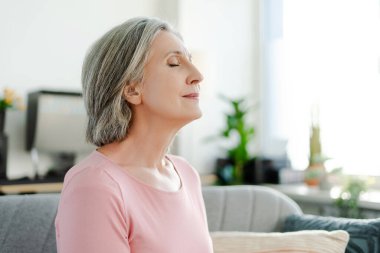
left=55, top=151, right=213, bottom=253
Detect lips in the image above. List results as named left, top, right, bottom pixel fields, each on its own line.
left=182, top=93, right=200, bottom=99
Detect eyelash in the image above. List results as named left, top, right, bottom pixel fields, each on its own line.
left=168, top=63, right=180, bottom=67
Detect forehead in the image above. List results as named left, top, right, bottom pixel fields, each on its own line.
left=147, top=31, right=189, bottom=60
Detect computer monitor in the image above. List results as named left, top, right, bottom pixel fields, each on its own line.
left=26, top=90, right=94, bottom=178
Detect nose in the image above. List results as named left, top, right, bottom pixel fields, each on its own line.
left=186, top=63, right=204, bottom=86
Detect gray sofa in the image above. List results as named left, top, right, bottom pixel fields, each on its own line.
left=0, top=185, right=302, bottom=253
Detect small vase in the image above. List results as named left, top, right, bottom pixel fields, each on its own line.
left=304, top=163, right=326, bottom=187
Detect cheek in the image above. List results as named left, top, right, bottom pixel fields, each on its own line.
left=142, top=77, right=178, bottom=108
left=143, top=72, right=180, bottom=99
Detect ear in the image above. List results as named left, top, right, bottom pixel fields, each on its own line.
left=123, top=83, right=142, bottom=105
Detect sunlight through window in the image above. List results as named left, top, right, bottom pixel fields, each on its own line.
left=269, top=0, right=380, bottom=175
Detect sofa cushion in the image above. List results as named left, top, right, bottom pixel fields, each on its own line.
left=283, top=214, right=380, bottom=253
left=202, top=185, right=302, bottom=232
left=211, top=230, right=349, bottom=253
left=0, top=194, right=59, bottom=253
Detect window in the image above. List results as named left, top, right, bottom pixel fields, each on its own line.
left=262, top=0, right=380, bottom=175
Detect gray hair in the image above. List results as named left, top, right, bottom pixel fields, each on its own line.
left=82, top=17, right=178, bottom=146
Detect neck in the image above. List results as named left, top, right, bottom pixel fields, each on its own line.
left=98, top=114, right=183, bottom=170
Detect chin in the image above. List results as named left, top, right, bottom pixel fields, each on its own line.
left=179, top=110, right=202, bottom=125
left=194, top=110, right=202, bottom=120
left=191, top=109, right=202, bottom=120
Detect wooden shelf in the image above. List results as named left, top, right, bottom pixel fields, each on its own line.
left=0, top=182, right=63, bottom=194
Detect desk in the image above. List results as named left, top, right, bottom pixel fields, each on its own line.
left=0, top=178, right=63, bottom=194
left=0, top=182, right=63, bottom=194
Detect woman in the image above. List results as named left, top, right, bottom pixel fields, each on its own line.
left=55, top=17, right=213, bottom=253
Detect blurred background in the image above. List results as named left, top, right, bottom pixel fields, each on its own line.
left=0, top=0, right=379, bottom=188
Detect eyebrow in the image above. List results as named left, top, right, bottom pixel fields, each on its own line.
left=165, top=50, right=192, bottom=62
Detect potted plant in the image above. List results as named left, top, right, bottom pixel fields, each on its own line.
left=213, top=95, right=255, bottom=185
left=335, top=177, right=368, bottom=218
left=0, top=88, right=24, bottom=180
left=0, top=88, right=23, bottom=132
left=304, top=105, right=328, bottom=187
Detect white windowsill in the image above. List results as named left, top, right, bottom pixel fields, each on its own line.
left=264, top=183, right=380, bottom=211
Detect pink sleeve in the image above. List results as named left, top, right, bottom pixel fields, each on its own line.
left=55, top=172, right=130, bottom=253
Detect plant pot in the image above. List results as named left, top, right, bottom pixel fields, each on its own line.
left=215, top=158, right=235, bottom=185
left=243, top=157, right=264, bottom=184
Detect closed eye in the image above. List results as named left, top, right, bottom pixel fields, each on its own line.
left=167, top=55, right=181, bottom=67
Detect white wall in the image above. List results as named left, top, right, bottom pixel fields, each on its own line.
left=176, top=0, right=261, bottom=174
left=0, top=0, right=157, bottom=179
left=0, top=0, right=260, bottom=179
